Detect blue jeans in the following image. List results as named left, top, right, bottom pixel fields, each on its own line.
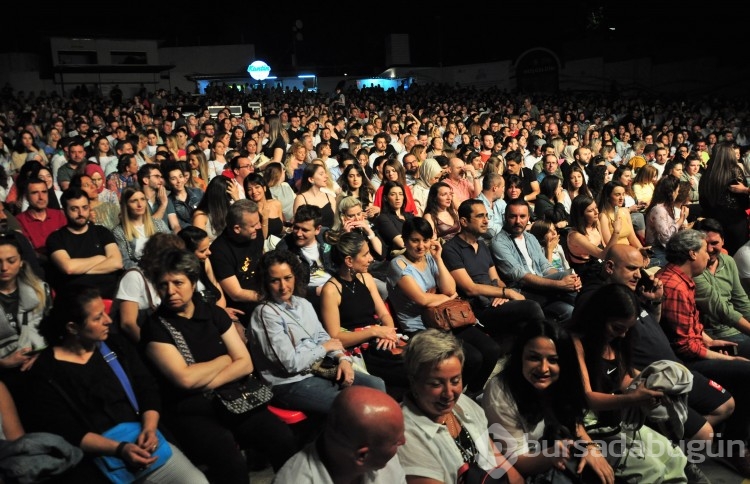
left=272, top=372, right=385, bottom=415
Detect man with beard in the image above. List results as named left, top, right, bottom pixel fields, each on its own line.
left=443, top=199, right=545, bottom=344
left=210, top=199, right=265, bottom=328
left=46, top=188, right=123, bottom=298
left=491, top=199, right=580, bottom=322
left=402, top=153, right=419, bottom=188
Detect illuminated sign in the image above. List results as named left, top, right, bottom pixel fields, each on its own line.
left=247, top=60, right=271, bottom=81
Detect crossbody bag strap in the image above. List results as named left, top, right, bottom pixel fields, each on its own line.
left=99, top=341, right=140, bottom=414
left=158, top=317, right=196, bottom=365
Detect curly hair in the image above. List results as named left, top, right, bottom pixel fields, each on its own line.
left=257, top=249, right=308, bottom=300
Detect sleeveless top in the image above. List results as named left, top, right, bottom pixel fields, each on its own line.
left=301, top=193, right=335, bottom=228
left=329, top=274, right=377, bottom=330
left=596, top=356, right=623, bottom=427
left=604, top=210, right=633, bottom=245
left=436, top=216, right=461, bottom=242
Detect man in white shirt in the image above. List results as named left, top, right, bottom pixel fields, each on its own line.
left=274, top=387, right=406, bottom=483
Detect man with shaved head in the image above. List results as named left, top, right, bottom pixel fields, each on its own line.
left=573, top=243, right=735, bottom=482
left=273, top=386, right=407, bottom=483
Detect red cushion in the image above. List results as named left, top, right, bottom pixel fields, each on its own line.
left=267, top=405, right=307, bottom=424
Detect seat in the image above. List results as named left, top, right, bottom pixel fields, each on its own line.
left=102, top=298, right=114, bottom=316
left=267, top=405, right=307, bottom=425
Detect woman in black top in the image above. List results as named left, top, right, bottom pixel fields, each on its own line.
left=320, top=231, right=407, bottom=390
left=140, top=249, right=297, bottom=483
left=20, top=288, right=206, bottom=483
left=374, top=180, right=413, bottom=258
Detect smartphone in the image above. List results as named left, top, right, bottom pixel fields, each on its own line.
left=713, top=344, right=739, bottom=356
left=637, top=268, right=655, bottom=292
left=24, top=346, right=47, bottom=356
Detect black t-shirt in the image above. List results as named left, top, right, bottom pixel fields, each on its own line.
left=209, top=232, right=264, bottom=321
left=262, top=137, right=287, bottom=160
left=45, top=224, right=120, bottom=298
left=140, top=299, right=232, bottom=408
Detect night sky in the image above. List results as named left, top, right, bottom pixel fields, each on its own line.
left=4, top=4, right=737, bottom=76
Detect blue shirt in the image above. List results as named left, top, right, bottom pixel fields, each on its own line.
left=476, top=192, right=505, bottom=238
left=490, top=230, right=554, bottom=288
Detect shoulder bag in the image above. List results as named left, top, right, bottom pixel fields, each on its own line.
left=48, top=341, right=172, bottom=484
left=421, top=297, right=477, bottom=331
left=158, top=317, right=273, bottom=417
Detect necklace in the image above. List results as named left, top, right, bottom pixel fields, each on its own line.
left=443, top=413, right=477, bottom=463
left=338, top=273, right=358, bottom=294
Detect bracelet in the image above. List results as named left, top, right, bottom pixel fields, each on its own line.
left=367, top=233, right=375, bottom=240
left=115, top=441, right=128, bottom=458
left=580, top=441, right=600, bottom=450
left=501, top=287, right=506, bottom=298
left=338, top=355, right=353, bottom=364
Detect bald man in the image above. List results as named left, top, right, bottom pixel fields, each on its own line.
left=574, top=244, right=735, bottom=461
left=273, top=387, right=407, bottom=483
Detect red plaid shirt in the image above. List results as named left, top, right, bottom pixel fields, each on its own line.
left=657, top=263, right=708, bottom=359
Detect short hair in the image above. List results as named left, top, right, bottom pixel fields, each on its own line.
left=294, top=204, right=323, bottom=227
left=458, top=198, right=484, bottom=221
left=504, top=198, right=531, bottom=218
left=117, top=153, right=136, bottom=174
left=482, top=172, right=503, bottom=192
left=60, top=187, right=88, bottom=210
left=138, top=163, right=160, bottom=185
left=665, top=229, right=706, bottom=265
left=404, top=329, right=465, bottom=386
left=150, top=248, right=201, bottom=286
left=24, top=177, right=46, bottom=195
left=401, top=216, right=433, bottom=241
left=693, top=218, right=724, bottom=240
left=226, top=199, right=259, bottom=229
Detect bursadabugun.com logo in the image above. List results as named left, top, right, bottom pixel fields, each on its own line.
left=481, top=423, right=744, bottom=479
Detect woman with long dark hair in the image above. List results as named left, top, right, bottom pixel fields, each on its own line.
left=645, top=175, right=688, bottom=267
left=483, top=320, right=614, bottom=483
left=567, top=284, right=689, bottom=482
left=699, top=141, right=750, bottom=255
left=422, top=181, right=460, bottom=242
left=374, top=181, right=413, bottom=256
left=337, top=163, right=378, bottom=220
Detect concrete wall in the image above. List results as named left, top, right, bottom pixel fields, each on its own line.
left=0, top=39, right=747, bottom=98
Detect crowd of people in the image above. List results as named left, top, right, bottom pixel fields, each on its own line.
left=0, top=82, right=749, bottom=483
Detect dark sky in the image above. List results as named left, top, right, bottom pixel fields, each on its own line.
left=6, top=4, right=737, bottom=76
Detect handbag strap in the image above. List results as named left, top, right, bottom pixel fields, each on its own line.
left=99, top=341, right=139, bottom=414
left=158, top=317, right=196, bottom=365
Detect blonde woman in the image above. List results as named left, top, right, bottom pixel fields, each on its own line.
left=311, top=158, right=341, bottom=196
left=165, top=134, right=184, bottom=162
left=261, top=113, right=289, bottom=164
left=264, top=162, right=296, bottom=222
left=285, top=140, right=308, bottom=191
left=112, top=187, right=170, bottom=269
left=186, top=150, right=209, bottom=192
